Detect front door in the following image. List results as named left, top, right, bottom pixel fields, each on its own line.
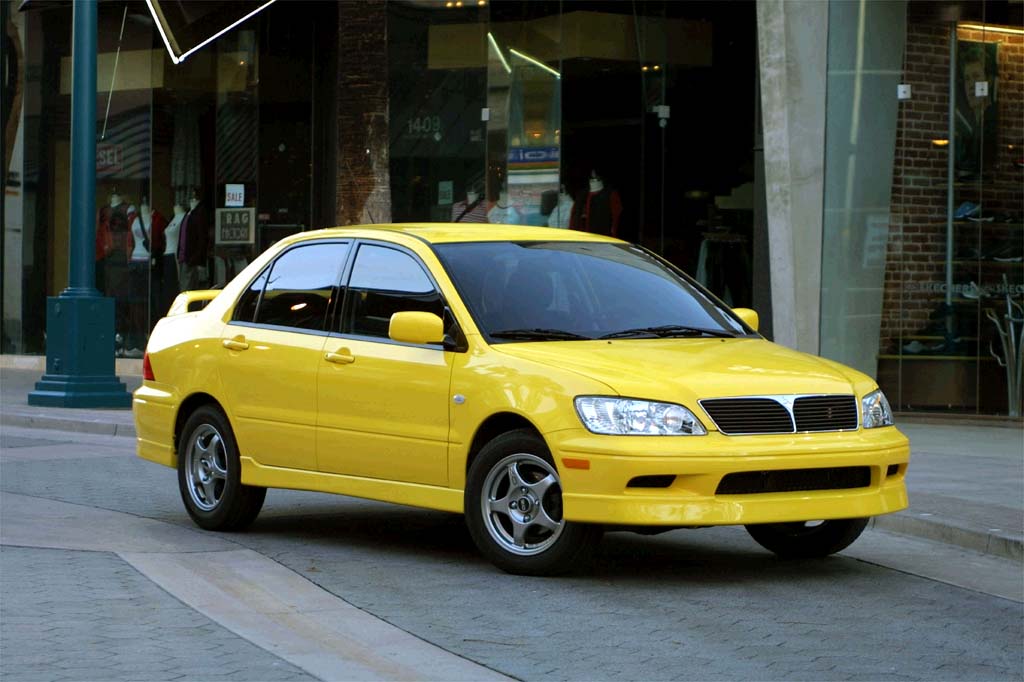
left=317, top=242, right=452, bottom=486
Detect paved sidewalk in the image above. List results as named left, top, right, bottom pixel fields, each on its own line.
left=2, top=364, right=1021, bottom=560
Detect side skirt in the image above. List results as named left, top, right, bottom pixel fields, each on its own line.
left=240, top=457, right=464, bottom=514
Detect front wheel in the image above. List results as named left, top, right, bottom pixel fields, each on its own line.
left=745, top=518, right=869, bottom=558
left=465, top=430, right=601, bottom=576
left=177, top=405, right=266, bottom=531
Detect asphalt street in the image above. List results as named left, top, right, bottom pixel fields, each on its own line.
left=1, top=426, right=1021, bottom=682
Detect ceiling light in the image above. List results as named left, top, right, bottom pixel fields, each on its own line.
left=958, top=23, right=1024, bottom=36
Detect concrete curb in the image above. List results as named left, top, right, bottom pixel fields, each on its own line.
left=871, top=512, right=1022, bottom=562
left=0, top=354, right=143, bottom=376
left=1, top=412, right=136, bottom=438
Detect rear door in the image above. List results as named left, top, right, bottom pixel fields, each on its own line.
left=218, top=241, right=350, bottom=471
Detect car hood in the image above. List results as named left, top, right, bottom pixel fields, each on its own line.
left=493, top=337, right=863, bottom=405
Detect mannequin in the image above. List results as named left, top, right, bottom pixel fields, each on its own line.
left=570, top=170, right=622, bottom=237
left=177, top=190, right=210, bottom=290
left=99, top=191, right=137, bottom=356
left=451, top=188, right=488, bottom=223
left=155, top=203, right=185, bottom=314
left=487, top=189, right=520, bottom=225
left=546, top=184, right=574, bottom=229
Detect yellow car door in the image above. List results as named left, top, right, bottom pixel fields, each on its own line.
left=219, top=241, right=350, bottom=472
left=317, top=242, right=452, bottom=486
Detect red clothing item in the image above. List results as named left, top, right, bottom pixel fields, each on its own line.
left=148, top=210, right=169, bottom=258
left=570, top=188, right=622, bottom=237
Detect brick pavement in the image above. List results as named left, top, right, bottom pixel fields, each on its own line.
left=0, top=546, right=315, bottom=682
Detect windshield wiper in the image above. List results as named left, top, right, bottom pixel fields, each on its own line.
left=490, top=328, right=594, bottom=341
left=599, top=325, right=736, bottom=340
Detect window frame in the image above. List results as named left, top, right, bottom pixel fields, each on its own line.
left=331, top=239, right=456, bottom=350
left=228, top=239, right=352, bottom=336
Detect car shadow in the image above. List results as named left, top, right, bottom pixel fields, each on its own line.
left=241, top=497, right=866, bottom=585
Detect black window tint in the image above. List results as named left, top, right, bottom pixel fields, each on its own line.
left=254, top=243, right=349, bottom=330
left=233, top=270, right=269, bottom=322
left=343, top=244, right=443, bottom=338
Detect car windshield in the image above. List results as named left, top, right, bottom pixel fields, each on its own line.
left=434, top=241, right=751, bottom=342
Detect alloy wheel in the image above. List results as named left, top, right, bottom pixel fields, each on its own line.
left=481, top=453, right=565, bottom=556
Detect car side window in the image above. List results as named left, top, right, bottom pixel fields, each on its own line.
left=341, top=244, right=443, bottom=339
left=248, top=242, right=349, bottom=331
left=233, top=269, right=270, bottom=323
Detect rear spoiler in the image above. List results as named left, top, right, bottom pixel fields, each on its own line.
left=167, top=290, right=220, bottom=316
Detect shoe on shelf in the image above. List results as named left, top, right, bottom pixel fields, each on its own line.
left=991, top=243, right=1023, bottom=262
left=954, top=201, right=981, bottom=220
left=962, top=281, right=987, bottom=300
left=124, top=348, right=144, bottom=359
left=967, top=214, right=995, bottom=222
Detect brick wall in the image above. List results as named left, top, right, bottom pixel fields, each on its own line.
left=336, top=1, right=391, bottom=225
left=881, top=23, right=1023, bottom=356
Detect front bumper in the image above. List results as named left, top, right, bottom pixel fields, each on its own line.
left=549, top=427, right=910, bottom=526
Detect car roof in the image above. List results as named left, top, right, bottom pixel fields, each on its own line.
left=279, top=223, right=623, bottom=246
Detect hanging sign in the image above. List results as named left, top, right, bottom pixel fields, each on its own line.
left=225, top=183, right=245, bottom=207
left=215, top=207, right=256, bottom=245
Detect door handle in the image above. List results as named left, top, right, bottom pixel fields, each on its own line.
left=222, top=338, right=249, bottom=351
left=324, top=350, right=355, bottom=364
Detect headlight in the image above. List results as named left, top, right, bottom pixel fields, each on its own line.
left=861, top=389, right=894, bottom=428
left=574, top=396, right=707, bottom=435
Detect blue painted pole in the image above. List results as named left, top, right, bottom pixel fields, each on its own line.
left=67, top=0, right=98, bottom=297
left=28, top=0, right=131, bottom=408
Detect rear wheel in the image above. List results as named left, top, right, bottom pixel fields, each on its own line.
left=177, top=405, right=265, bottom=531
left=465, top=430, right=601, bottom=575
left=745, top=518, right=869, bottom=558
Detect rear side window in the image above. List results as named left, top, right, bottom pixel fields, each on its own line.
left=341, top=244, right=443, bottom=338
left=245, top=242, right=349, bottom=331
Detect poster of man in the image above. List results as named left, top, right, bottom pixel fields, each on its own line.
left=955, top=40, right=999, bottom=178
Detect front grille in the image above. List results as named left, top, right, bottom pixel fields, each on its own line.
left=793, top=395, right=858, bottom=432
left=700, top=395, right=859, bottom=435
left=716, top=466, right=871, bottom=494
left=699, top=398, right=793, bottom=435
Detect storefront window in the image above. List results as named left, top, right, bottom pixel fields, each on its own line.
left=822, top=0, right=1023, bottom=417
left=4, top=1, right=321, bottom=357
left=486, top=3, right=562, bottom=227
left=387, top=1, right=489, bottom=223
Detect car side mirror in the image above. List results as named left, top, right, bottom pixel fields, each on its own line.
left=731, top=307, right=759, bottom=332
left=389, top=311, right=444, bottom=345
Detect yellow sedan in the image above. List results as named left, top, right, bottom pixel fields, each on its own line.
left=134, top=224, right=909, bottom=575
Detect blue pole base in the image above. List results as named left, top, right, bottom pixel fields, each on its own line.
left=27, top=295, right=133, bottom=409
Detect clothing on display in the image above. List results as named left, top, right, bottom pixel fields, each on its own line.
left=130, top=207, right=167, bottom=263
left=171, top=105, right=202, bottom=192
left=163, top=206, right=185, bottom=257
left=177, top=198, right=210, bottom=290
left=547, top=191, right=574, bottom=229
left=487, top=192, right=520, bottom=225
left=570, top=182, right=622, bottom=237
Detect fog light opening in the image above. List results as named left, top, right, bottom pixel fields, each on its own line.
left=626, top=475, right=676, bottom=489
left=886, top=464, right=900, bottom=477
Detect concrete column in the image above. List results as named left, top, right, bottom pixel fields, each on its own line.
left=756, top=0, right=828, bottom=354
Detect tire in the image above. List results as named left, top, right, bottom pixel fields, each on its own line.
left=745, top=517, right=869, bottom=558
left=465, top=429, right=601, bottom=576
left=177, top=404, right=266, bottom=531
